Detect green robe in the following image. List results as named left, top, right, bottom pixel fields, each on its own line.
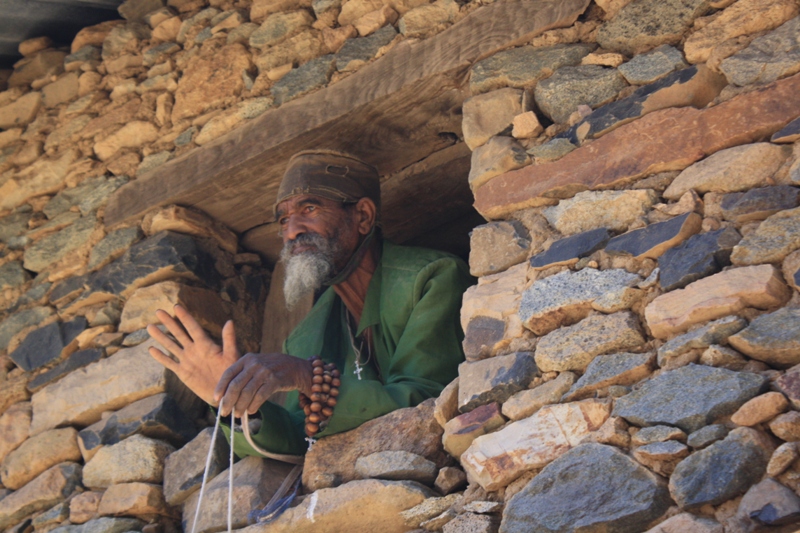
left=226, top=240, right=472, bottom=457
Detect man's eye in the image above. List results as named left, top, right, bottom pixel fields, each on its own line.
left=279, top=217, right=288, bottom=225
left=305, top=206, right=316, bottom=213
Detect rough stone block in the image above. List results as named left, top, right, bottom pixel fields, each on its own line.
left=0, top=463, right=82, bottom=530
left=442, top=403, right=505, bottom=458
left=468, top=136, right=530, bottom=191
left=606, top=212, right=701, bottom=259
left=731, top=205, right=800, bottom=266
left=83, top=435, right=174, bottom=489
left=534, top=65, right=627, bottom=124
left=163, top=427, right=228, bottom=506
left=544, top=189, right=657, bottom=235
left=502, top=372, right=575, bottom=421
left=720, top=16, right=800, bottom=87
left=721, top=185, right=800, bottom=224
left=530, top=228, right=611, bottom=270
left=28, top=349, right=104, bottom=394
left=731, top=392, right=789, bottom=427
left=462, top=88, right=523, bottom=151
left=334, top=25, right=396, bottom=71
left=0, top=402, right=30, bottom=464
left=618, top=45, right=687, bottom=84
left=272, top=54, right=335, bottom=106
left=97, top=482, right=174, bottom=518
left=355, top=451, right=437, bottom=485
left=656, top=315, right=747, bottom=368
left=728, top=307, right=800, bottom=368
left=657, top=226, right=741, bottom=291
left=737, top=477, right=800, bottom=529
left=564, top=351, right=654, bottom=401
left=458, top=352, right=538, bottom=412
left=632, top=440, right=689, bottom=476
left=773, top=117, right=800, bottom=143
left=468, top=220, right=529, bottom=277
left=9, top=318, right=87, bottom=372
left=1, top=427, right=81, bottom=490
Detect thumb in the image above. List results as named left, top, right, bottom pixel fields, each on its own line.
left=222, top=320, right=239, bottom=361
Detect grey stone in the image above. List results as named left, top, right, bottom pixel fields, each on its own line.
left=534, top=312, right=646, bottom=373
left=0, top=306, right=54, bottom=350
left=534, top=65, right=628, bottom=124
left=501, top=443, right=671, bottom=533
left=174, top=126, right=196, bottom=146
left=118, top=0, right=166, bottom=22
left=458, top=352, right=538, bottom=412
left=502, top=372, right=575, bottom=421
left=79, top=393, right=198, bottom=461
left=64, top=46, right=101, bottom=70
left=62, top=517, right=145, bottom=533
left=312, top=0, right=341, bottom=15
left=720, top=186, right=800, bottom=224
left=163, top=426, right=229, bottom=506
left=87, top=226, right=143, bottom=271
left=122, top=327, right=153, bottom=346
left=632, top=425, right=686, bottom=445
left=544, top=190, right=658, bottom=236
left=687, top=424, right=729, bottom=449
left=248, top=11, right=311, bottom=49
left=48, top=275, right=88, bottom=307
left=468, top=220, right=530, bottom=277
left=445, top=513, right=500, bottom=533
left=529, top=228, right=611, bottom=270
left=632, top=440, right=689, bottom=476
left=176, top=8, right=219, bottom=43
left=0, top=462, right=82, bottom=530
left=564, top=351, right=654, bottom=401
left=728, top=307, right=800, bottom=368
left=136, top=151, right=171, bottom=176
left=272, top=54, right=335, bottom=106
left=669, top=427, right=772, bottom=509
left=775, top=370, right=800, bottom=410
left=720, top=16, right=800, bottom=87
left=23, top=215, right=97, bottom=273
left=519, top=268, right=642, bottom=336
left=44, top=176, right=129, bottom=219
left=657, top=315, right=748, bottom=368
left=27, top=348, right=103, bottom=392
left=470, top=44, right=595, bottom=95
left=773, top=116, right=800, bottom=143
left=194, top=27, right=213, bottom=43
left=0, top=212, right=30, bottom=243
left=468, top=136, right=530, bottom=191
left=31, top=501, right=69, bottom=530
left=738, top=478, right=800, bottom=527
left=9, top=317, right=86, bottom=372
left=596, top=0, right=713, bottom=56
left=102, top=23, right=151, bottom=60
left=618, top=45, right=687, bottom=84
left=401, top=493, right=462, bottom=528
left=335, top=25, right=396, bottom=72
left=731, top=205, right=800, bottom=265
left=435, top=467, right=467, bottom=495
left=613, top=364, right=767, bottom=433
left=526, top=137, right=576, bottom=162
left=462, top=316, right=505, bottom=361
left=658, top=226, right=741, bottom=291
left=82, top=434, right=175, bottom=488
left=605, top=211, right=701, bottom=259
left=355, top=451, right=437, bottom=485
left=0, top=261, right=30, bottom=290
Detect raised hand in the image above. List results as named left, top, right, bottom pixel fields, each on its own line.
left=147, top=305, right=240, bottom=405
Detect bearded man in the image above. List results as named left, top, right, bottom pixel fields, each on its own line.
left=147, top=151, right=472, bottom=457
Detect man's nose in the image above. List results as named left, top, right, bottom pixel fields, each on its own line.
left=282, top=215, right=306, bottom=242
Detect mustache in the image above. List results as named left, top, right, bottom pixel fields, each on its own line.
left=283, top=232, right=329, bottom=254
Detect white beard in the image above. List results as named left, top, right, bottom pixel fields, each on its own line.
left=281, top=232, right=342, bottom=309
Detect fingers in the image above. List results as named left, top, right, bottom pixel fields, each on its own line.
left=214, top=357, right=246, bottom=405
left=147, top=324, right=185, bottom=359
left=219, top=369, right=254, bottom=417
left=148, top=346, right=180, bottom=373
left=174, top=305, right=209, bottom=343
left=153, top=310, right=193, bottom=348
left=233, top=376, right=267, bottom=418
left=247, top=383, right=273, bottom=415
left=222, top=320, right=239, bottom=362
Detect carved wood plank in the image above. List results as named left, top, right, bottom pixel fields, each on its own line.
left=104, top=0, right=591, bottom=233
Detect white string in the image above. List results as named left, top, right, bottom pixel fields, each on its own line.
left=191, top=399, right=227, bottom=533
left=228, top=412, right=234, bottom=533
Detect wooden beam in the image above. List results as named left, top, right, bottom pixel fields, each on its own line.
left=104, top=0, right=591, bottom=233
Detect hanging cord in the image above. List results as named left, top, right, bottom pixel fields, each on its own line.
left=191, top=399, right=234, bottom=533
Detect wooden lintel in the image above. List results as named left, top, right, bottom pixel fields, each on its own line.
left=104, top=0, right=591, bottom=234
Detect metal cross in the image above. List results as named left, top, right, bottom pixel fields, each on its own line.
left=354, top=361, right=363, bottom=380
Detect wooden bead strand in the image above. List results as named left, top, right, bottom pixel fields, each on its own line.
left=298, top=356, right=340, bottom=443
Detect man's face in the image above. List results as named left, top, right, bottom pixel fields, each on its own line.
left=276, top=195, right=360, bottom=307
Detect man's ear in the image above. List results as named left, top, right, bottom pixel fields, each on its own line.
left=354, top=198, right=377, bottom=235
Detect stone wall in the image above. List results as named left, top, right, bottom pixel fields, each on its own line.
left=2, top=0, right=800, bottom=531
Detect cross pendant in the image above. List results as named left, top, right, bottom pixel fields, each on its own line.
left=354, top=362, right=363, bottom=380
left=305, top=437, right=316, bottom=450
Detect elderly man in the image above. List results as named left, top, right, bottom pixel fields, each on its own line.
left=147, top=150, right=472, bottom=457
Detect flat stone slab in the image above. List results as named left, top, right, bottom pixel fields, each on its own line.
left=83, top=435, right=174, bottom=489
left=644, top=264, right=790, bottom=339
left=272, top=54, right=335, bottom=106
left=0, top=427, right=81, bottom=490
left=355, top=451, right=437, bottom=485
left=443, top=403, right=506, bottom=458
left=612, top=364, right=767, bottom=433
left=656, top=315, right=747, bottom=368
left=473, top=72, right=800, bottom=220
left=23, top=215, right=98, bottom=273
left=28, top=348, right=104, bottom=393
left=9, top=317, right=87, bottom=372
left=564, top=351, right=655, bottom=401
left=658, top=226, right=741, bottom=291
left=335, top=25, right=396, bottom=72
left=51, top=517, right=145, bottom=533
left=469, top=43, right=595, bottom=94
left=530, top=228, right=612, bottom=270
left=502, top=372, right=575, bottom=421
left=720, top=16, right=800, bottom=87
left=606, top=212, right=701, bottom=259
left=458, top=352, right=538, bottom=412
left=461, top=399, right=611, bottom=491
left=462, top=87, right=524, bottom=151
left=163, top=427, right=229, bottom=506
left=731, top=205, right=800, bottom=266
left=773, top=116, right=800, bottom=143
left=0, top=462, right=82, bottom=529
left=468, top=220, right=530, bottom=277
left=544, top=189, right=657, bottom=235
left=728, top=307, right=800, bottom=368
left=669, top=427, right=773, bottom=509
left=618, top=45, right=687, bottom=84
left=534, top=64, right=627, bottom=124
left=0, top=306, right=55, bottom=351
left=687, top=424, right=729, bottom=449
left=720, top=186, right=800, bottom=224
left=0, top=261, right=30, bottom=290
left=462, top=316, right=506, bottom=361
left=534, top=311, right=646, bottom=373
left=519, top=268, right=641, bottom=336
left=501, top=443, right=671, bottom=533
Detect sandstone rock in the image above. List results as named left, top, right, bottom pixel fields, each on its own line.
left=534, top=65, right=627, bottom=124
left=355, top=451, right=437, bottom=485
left=501, top=372, right=575, bottom=421
left=529, top=228, right=611, bottom=270
left=303, top=399, right=449, bottom=491
left=79, top=393, right=198, bottom=463
left=631, top=425, right=686, bottom=446
left=8, top=51, right=66, bottom=87
left=769, top=441, right=800, bottom=477
left=632, top=440, right=689, bottom=476
left=28, top=348, right=105, bottom=394
left=41, top=73, right=79, bottom=109
left=93, top=121, right=159, bottom=162
left=163, top=427, right=228, bottom=506
left=335, top=25, right=396, bottom=71
left=670, top=427, right=773, bottom=509
left=527, top=138, right=576, bottom=162
left=32, top=500, right=70, bottom=530
left=271, top=54, right=335, bottom=106
left=249, top=10, right=314, bottom=48
left=618, top=45, right=686, bottom=84
left=70, top=491, right=101, bottom=524
left=769, top=411, right=800, bottom=442
left=64, top=46, right=102, bottom=72
left=656, top=315, right=747, bottom=368
left=461, top=264, right=526, bottom=329
left=0, top=92, right=42, bottom=130
left=728, top=307, right=800, bottom=367
left=613, top=364, right=766, bottom=432
left=118, top=0, right=166, bottom=21
left=0, top=374, right=30, bottom=422
left=644, top=513, right=723, bottom=533
left=658, top=226, right=741, bottom=291
left=0, top=148, right=77, bottom=212
left=88, top=227, right=143, bottom=271
left=172, top=43, right=252, bottom=121
left=473, top=73, right=800, bottom=220
left=699, top=343, right=748, bottom=370
left=462, top=88, right=523, bottom=151
left=731, top=206, right=800, bottom=265
left=519, top=268, right=641, bottom=336
left=564, top=351, right=654, bottom=401
left=435, top=467, right=467, bottom=495
left=731, top=392, right=789, bottom=426
left=0, top=403, right=30, bottom=464
left=534, top=312, right=645, bottom=373
left=468, top=136, right=530, bottom=191
left=596, top=0, right=713, bottom=55
left=665, top=143, right=789, bottom=201
left=72, top=21, right=121, bottom=52
left=543, top=190, right=657, bottom=235
left=102, top=23, right=150, bottom=60
left=687, top=424, right=729, bottom=449
left=433, top=378, right=459, bottom=428
left=9, top=318, right=87, bottom=372
left=501, top=443, right=671, bottom=533
left=468, top=221, right=529, bottom=277
left=644, top=265, right=790, bottom=339
left=607, top=212, right=702, bottom=260
left=442, top=403, right=505, bottom=458
left=0, top=463, right=82, bottom=529
left=461, top=399, right=611, bottom=491
left=511, top=111, right=543, bottom=139
left=235, top=479, right=433, bottom=533
left=97, top=483, right=174, bottom=518
left=458, top=352, right=538, bottom=412
left=254, top=30, right=325, bottom=72
left=18, top=37, right=53, bottom=56
left=469, top=44, right=595, bottom=95
left=401, top=493, right=462, bottom=529
left=1, top=428, right=81, bottom=490
left=30, top=338, right=201, bottom=435
left=397, top=0, right=458, bottom=37
left=83, top=435, right=174, bottom=489
left=720, top=16, right=800, bottom=87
